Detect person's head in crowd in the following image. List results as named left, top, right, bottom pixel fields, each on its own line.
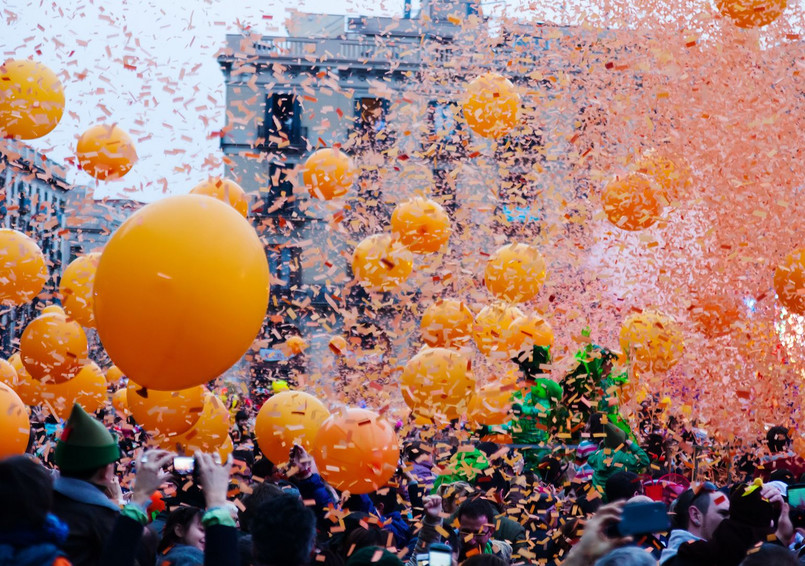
left=593, top=546, right=657, bottom=566
left=605, top=471, right=643, bottom=503
left=537, top=456, right=569, bottom=488
left=769, top=469, right=796, bottom=485
left=454, top=498, right=498, bottom=560
left=477, top=442, right=502, bottom=462
left=53, top=404, right=121, bottom=490
left=342, top=527, right=394, bottom=559
left=404, top=441, right=432, bottom=466
left=239, top=482, right=285, bottom=533
left=522, top=491, right=559, bottom=529
left=344, top=546, right=403, bottom=566
left=251, top=494, right=316, bottom=566
left=461, top=554, right=507, bottom=566
left=671, top=482, right=729, bottom=540
left=370, top=487, right=399, bottom=517
left=767, top=426, right=791, bottom=454
left=0, top=455, right=66, bottom=543
left=437, top=482, right=475, bottom=515
left=739, top=543, right=798, bottom=566
left=585, top=413, right=606, bottom=439
left=157, top=506, right=205, bottom=554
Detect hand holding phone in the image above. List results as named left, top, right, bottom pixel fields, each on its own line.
left=173, top=456, right=195, bottom=475
left=608, top=501, right=670, bottom=537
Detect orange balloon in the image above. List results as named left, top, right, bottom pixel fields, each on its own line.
left=688, top=296, right=741, bottom=338
left=775, top=248, right=805, bottom=315
left=633, top=150, right=692, bottom=202
left=328, top=335, right=348, bottom=356
left=160, top=393, right=229, bottom=453
left=106, top=365, right=125, bottom=384
left=0, top=59, right=64, bottom=139
left=284, top=336, right=309, bottom=356
left=620, top=311, right=684, bottom=372
left=0, top=382, right=30, bottom=458
left=254, top=391, right=331, bottom=464
left=0, top=229, right=48, bottom=306
left=468, top=382, right=514, bottom=426
left=190, top=177, right=249, bottom=218
left=504, top=314, right=555, bottom=359
left=312, top=408, right=400, bottom=494
left=352, top=234, right=413, bottom=292
left=42, top=362, right=107, bottom=420
left=302, top=148, right=356, bottom=200
left=390, top=197, right=451, bottom=254
left=59, top=253, right=101, bottom=328
left=601, top=173, right=664, bottom=231
left=41, top=305, right=65, bottom=315
left=6, top=353, right=44, bottom=405
left=112, top=388, right=129, bottom=416
left=76, top=124, right=138, bottom=181
left=94, top=195, right=270, bottom=391
left=20, top=311, right=88, bottom=384
left=217, top=435, right=234, bottom=462
left=474, top=303, right=524, bottom=357
left=400, top=347, right=475, bottom=421
left=420, top=299, right=475, bottom=348
left=716, top=0, right=786, bottom=27
left=485, top=243, right=547, bottom=303
left=127, top=381, right=204, bottom=437
left=462, top=73, right=520, bottom=139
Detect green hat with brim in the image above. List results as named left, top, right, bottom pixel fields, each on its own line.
left=54, top=404, right=121, bottom=474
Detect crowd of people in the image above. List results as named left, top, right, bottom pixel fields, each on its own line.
left=4, top=383, right=805, bottom=566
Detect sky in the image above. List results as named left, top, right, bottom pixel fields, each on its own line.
left=2, top=0, right=425, bottom=202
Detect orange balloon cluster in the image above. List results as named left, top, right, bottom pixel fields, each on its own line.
left=302, top=147, right=356, bottom=200
left=254, top=391, right=330, bottom=464
left=352, top=233, right=413, bottom=292
left=312, top=408, right=399, bottom=494
left=6, top=353, right=43, bottom=405
left=159, top=393, right=230, bottom=454
left=0, top=382, right=30, bottom=459
left=468, top=381, right=514, bottom=426
left=0, top=229, right=48, bottom=306
left=0, top=59, right=65, bottom=139
left=43, top=362, right=106, bottom=419
left=59, top=253, right=101, bottom=328
left=400, top=347, right=475, bottom=421
left=601, top=173, right=664, bottom=231
left=127, top=382, right=205, bottom=437
left=484, top=243, right=546, bottom=303
left=462, top=73, right=521, bottom=139
left=420, top=298, right=475, bottom=348
left=20, top=310, right=88, bottom=384
left=76, top=124, right=138, bottom=181
left=390, top=197, right=451, bottom=254
left=190, top=177, right=249, bottom=218
left=504, top=314, right=555, bottom=360
left=474, top=303, right=524, bottom=358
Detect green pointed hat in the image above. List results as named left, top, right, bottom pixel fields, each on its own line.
left=54, top=404, right=120, bottom=473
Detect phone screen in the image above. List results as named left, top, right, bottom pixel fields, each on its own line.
left=618, top=501, right=670, bottom=536
left=789, top=486, right=805, bottom=508
left=416, top=554, right=429, bottom=566
left=173, top=456, right=195, bottom=475
left=428, top=550, right=451, bottom=566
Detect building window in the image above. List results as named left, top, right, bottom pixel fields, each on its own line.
left=354, top=97, right=391, bottom=150
left=425, top=101, right=468, bottom=160
left=260, top=93, right=306, bottom=151
left=266, top=246, right=302, bottom=291
left=256, top=162, right=297, bottom=217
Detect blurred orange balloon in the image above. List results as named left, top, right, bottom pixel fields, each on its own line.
left=420, top=298, right=475, bottom=348
left=467, top=382, right=514, bottom=426
left=0, top=229, right=48, bottom=306
left=716, top=0, right=786, bottom=27
left=328, top=335, right=348, bottom=356
left=302, top=147, right=356, bottom=200
left=312, top=408, right=400, bottom=494
left=0, top=358, right=16, bottom=387
left=601, top=173, right=664, bottom=231
left=254, top=391, right=330, bottom=464
left=352, top=234, right=413, bottom=292
left=0, top=59, right=64, bottom=139
left=94, top=195, right=270, bottom=391
left=59, top=253, right=101, bottom=328
left=688, top=296, right=741, bottom=338
left=190, top=177, right=249, bottom=218
left=390, top=197, right=451, bottom=254
left=0, top=382, right=30, bottom=459
left=633, top=150, right=692, bottom=202
left=127, top=381, right=204, bottom=437
left=485, top=243, right=546, bottom=303
left=401, top=347, right=475, bottom=421
left=112, top=387, right=129, bottom=416
left=41, top=305, right=65, bottom=315
left=462, top=73, right=520, bottom=139
left=160, top=393, right=229, bottom=453
left=20, top=311, right=88, bottom=384
left=474, top=303, right=524, bottom=357
left=7, top=353, right=44, bottom=405
left=76, top=124, right=138, bottom=181
left=217, top=435, right=234, bottom=462
left=106, top=365, right=125, bottom=384
left=43, top=362, right=106, bottom=419
left=284, top=336, right=308, bottom=356
left=620, top=311, right=684, bottom=372
left=775, top=248, right=805, bottom=315
left=504, top=314, right=554, bottom=359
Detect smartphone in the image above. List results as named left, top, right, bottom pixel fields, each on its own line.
left=613, top=502, right=670, bottom=536
left=428, top=543, right=452, bottom=566
left=173, top=456, right=195, bottom=475
left=788, top=484, right=805, bottom=508
left=415, top=555, right=429, bottom=566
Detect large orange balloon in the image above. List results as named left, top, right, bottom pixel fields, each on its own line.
left=112, top=387, right=129, bottom=416
left=420, top=299, right=475, bottom=348
left=42, top=362, right=107, bottom=419
left=76, top=124, right=138, bottom=181
left=93, top=195, right=270, bottom=391
left=474, top=303, right=524, bottom=357
left=390, top=197, right=451, bottom=254
left=0, top=382, right=30, bottom=459
left=20, top=311, right=88, bottom=384
left=620, top=311, right=684, bottom=372
left=601, top=173, right=664, bottom=231
left=504, top=314, right=555, bottom=359
left=0, top=359, right=16, bottom=387
left=254, top=391, right=331, bottom=464
left=127, top=381, right=204, bottom=437
left=485, top=243, right=547, bottom=303
left=468, top=382, right=514, bottom=426
left=106, top=365, right=125, bottom=384
left=400, top=347, right=475, bottom=421
left=775, top=248, right=805, bottom=315
left=633, top=150, right=692, bottom=202
left=352, top=234, right=413, bottom=292
left=0, top=59, right=64, bottom=139
left=312, top=408, right=400, bottom=494
left=190, top=177, right=249, bottom=218
left=302, top=148, right=356, bottom=200
left=160, top=393, right=229, bottom=453
left=59, top=253, right=100, bottom=328
left=462, top=73, right=520, bottom=139
left=688, top=296, right=741, bottom=338
left=0, top=229, right=48, bottom=306
left=716, top=0, right=786, bottom=27
left=6, top=353, right=44, bottom=405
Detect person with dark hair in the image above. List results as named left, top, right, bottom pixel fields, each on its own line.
left=461, top=554, right=507, bottom=566
left=758, top=426, right=805, bottom=480
left=594, top=546, right=657, bottom=566
left=0, top=456, right=70, bottom=565
left=660, top=482, right=729, bottom=565
left=604, top=471, right=643, bottom=503
left=251, top=494, right=316, bottom=566
left=739, top=543, right=798, bottom=566
left=157, top=507, right=205, bottom=565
